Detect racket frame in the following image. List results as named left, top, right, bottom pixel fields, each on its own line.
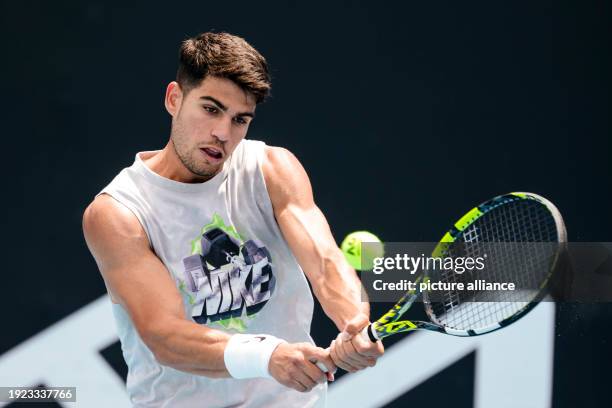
left=366, top=192, right=566, bottom=341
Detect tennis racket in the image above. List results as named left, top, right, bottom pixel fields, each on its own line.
left=360, top=192, right=566, bottom=342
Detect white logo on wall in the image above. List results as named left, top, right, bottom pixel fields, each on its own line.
left=328, top=302, right=555, bottom=408
left=0, top=298, right=554, bottom=407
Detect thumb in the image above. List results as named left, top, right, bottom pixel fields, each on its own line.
left=341, top=313, right=369, bottom=340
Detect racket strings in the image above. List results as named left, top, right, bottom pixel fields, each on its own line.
left=428, top=199, right=559, bottom=331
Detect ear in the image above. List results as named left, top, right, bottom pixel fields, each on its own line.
left=164, top=81, right=183, bottom=117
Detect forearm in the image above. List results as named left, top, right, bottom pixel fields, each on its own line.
left=142, top=318, right=231, bottom=377
left=275, top=205, right=369, bottom=330
left=313, top=249, right=370, bottom=331
left=261, top=147, right=370, bottom=331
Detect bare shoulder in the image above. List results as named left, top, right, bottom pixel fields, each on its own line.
left=263, top=145, right=297, bottom=168
left=83, top=194, right=185, bottom=325
left=83, top=194, right=145, bottom=240
left=82, top=194, right=149, bottom=264
left=262, top=145, right=313, bottom=208
left=262, top=146, right=310, bottom=186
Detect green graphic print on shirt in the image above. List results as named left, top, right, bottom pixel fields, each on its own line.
left=180, top=214, right=276, bottom=333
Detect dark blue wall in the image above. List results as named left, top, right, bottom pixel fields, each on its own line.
left=2, top=1, right=610, bottom=406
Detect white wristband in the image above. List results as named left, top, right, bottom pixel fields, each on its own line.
left=223, top=334, right=285, bottom=379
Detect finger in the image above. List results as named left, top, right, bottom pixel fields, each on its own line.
left=329, top=340, right=341, bottom=366
left=343, top=313, right=370, bottom=337
left=352, top=329, right=385, bottom=358
left=349, top=334, right=373, bottom=357
left=308, top=346, right=337, bottom=375
left=295, top=346, right=327, bottom=384
left=291, top=379, right=308, bottom=393
left=293, top=369, right=317, bottom=391
left=364, top=338, right=385, bottom=358
left=374, top=339, right=385, bottom=356
left=330, top=339, right=354, bottom=372
left=351, top=333, right=383, bottom=358
left=333, top=339, right=361, bottom=372
left=304, top=361, right=327, bottom=385
left=338, top=337, right=369, bottom=369
left=365, top=357, right=377, bottom=367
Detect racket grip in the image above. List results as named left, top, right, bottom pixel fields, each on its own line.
left=315, top=361, right=328, bottom=373
left=313, top=359, right=337, bottom=381
left=311, top=347, right=332, bottom=373
left=312, top=326, right=378, bottom=373
left=361, top=324, right=379, bottom=343
left=312, top=354, right=336, bottom=374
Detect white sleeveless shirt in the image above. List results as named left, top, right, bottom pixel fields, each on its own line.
left=99, top=139, right=326, bottom=407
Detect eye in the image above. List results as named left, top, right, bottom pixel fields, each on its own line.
left=203, top=106, right=218, bottom=114
left=234, top=116, right=249, bottom=125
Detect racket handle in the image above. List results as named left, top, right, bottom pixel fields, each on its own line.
left=315, top=361, right=328, bottom=372
left=312, top=349, right=336, bottom=375
left=312, top=326, right=379, bottom=372
left=312, top=347, right=332, bottom=373
left=361, top=324, right=379, bottom=343
left=313, top=359, right=336, bottom=381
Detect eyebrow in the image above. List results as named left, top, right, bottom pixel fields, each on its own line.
left=199, top=96, right=255, bottom=118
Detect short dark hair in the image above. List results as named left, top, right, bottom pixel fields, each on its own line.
left=177, top=32, right=271, bottom=103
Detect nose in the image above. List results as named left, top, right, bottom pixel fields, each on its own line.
left=211, top=116, right=232, bottom=143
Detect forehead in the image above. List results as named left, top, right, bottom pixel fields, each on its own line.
left=188, top=76, right=256, bottom=111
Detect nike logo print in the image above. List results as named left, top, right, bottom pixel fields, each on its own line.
left=241, top=336, right=267, bottom=343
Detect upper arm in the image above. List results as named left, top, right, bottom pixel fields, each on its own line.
left=263, top=147, right=368, bottom=328
left=262, top=146, right=315, bottom=217
left=82, top=194, right=185, bottom=339
left=262, top=146, right=340, bottom=281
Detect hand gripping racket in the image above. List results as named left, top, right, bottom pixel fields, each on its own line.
left=360, top=192, right=566, bottom=342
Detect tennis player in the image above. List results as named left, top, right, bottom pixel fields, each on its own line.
left=82, top=32, right=383, bottom=407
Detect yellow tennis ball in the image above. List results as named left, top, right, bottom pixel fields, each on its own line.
left=341, top=231, right=384, bottom=271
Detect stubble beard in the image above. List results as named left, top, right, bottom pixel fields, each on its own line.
left=170, top=121, right=219, bottom=180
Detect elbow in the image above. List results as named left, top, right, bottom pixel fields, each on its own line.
left=138, top=323, right=177, bottom=368
left=150, top=345, right=174, bottom=368
left=141, top=326, right=229, bottom=379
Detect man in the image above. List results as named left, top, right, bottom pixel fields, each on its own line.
left=83, top=31, right=383, bottom=407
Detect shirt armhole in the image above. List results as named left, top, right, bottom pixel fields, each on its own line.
left=96, top=191, right=154, bottom=251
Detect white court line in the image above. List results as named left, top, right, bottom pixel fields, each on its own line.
left=328, top=302, right=555, bottom=408
left=0, top=295, right=130, bottom=407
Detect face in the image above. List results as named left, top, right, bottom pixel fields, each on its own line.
left=165, top=76, right=256, bottom=180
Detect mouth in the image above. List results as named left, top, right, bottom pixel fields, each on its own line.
left=200, top=146, right=224, bottom=162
